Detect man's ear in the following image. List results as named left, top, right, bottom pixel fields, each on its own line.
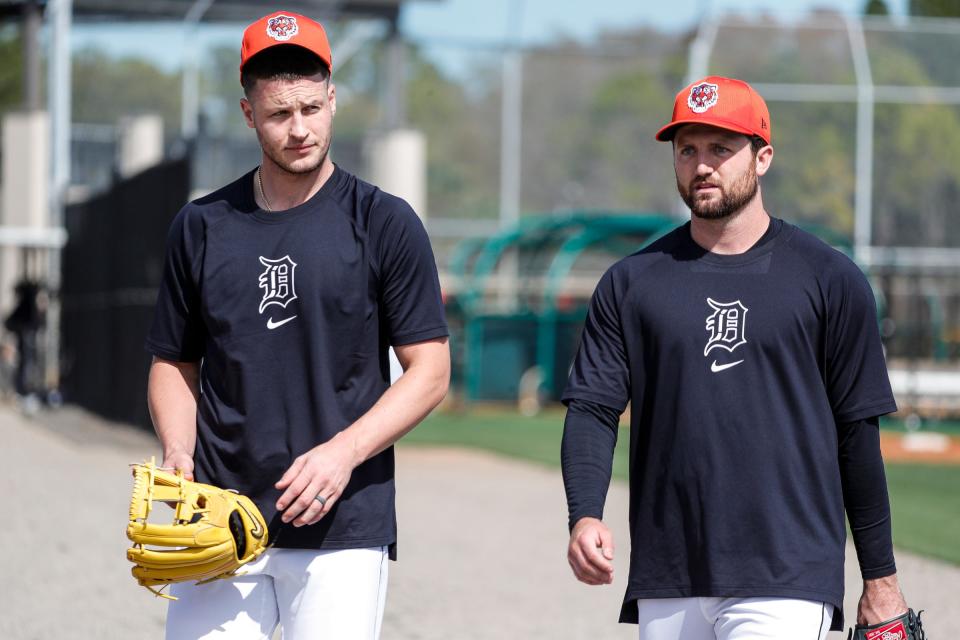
left=240, top=97, right=255, bottom=129
left=755, top=144, right=774, bottom=177
left=328, top=82, right=336, bottom=118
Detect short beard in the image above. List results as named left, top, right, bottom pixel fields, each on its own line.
left=678, top=164, right=759, bottom=220
left=257, top=132, right=329, bottom=176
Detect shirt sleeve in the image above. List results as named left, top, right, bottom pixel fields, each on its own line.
left=561, top=268, right=631, bottom=411
left=838, top=416, right=897, bottom=579
left=824, top=261, right=898, bottom=423
left=375, top=199, right=448, bottom=346
left=561, top=398, right=621, bottom=531
left=145, top=205, right=206, bottom=362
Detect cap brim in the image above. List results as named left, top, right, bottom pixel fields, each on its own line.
left=655, top=118, right=761, bottom=142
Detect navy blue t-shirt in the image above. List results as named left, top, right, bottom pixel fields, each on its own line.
left=146, top=165, right=448, bottom=554
left=562, top=219, right=897, bottom=623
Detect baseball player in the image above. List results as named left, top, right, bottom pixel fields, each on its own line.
left=145, top=11, right=449, bottom=639
left=561, top=76, right=914, bottom=639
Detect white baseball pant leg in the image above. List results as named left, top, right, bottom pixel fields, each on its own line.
left=637, top=596, right=834, bottom=640
left=165, top=546, right=389, bottom=640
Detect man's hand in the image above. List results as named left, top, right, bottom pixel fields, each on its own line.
left=274, top=431, right=361, bottom=527
left=857, top=574, right=908, bottom=625
left=568, top=517, right=615, bottom=585
left=161, top=449, right=194, bottom=481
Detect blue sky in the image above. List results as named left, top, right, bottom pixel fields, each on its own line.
left=402, top=0, right=907, bottom=43
left=69, top=0, right=909, bottom=71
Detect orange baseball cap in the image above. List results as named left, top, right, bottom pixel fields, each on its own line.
left=240, top=11, right=332, bottom=73
left=655, top=76, right=771, bottom=144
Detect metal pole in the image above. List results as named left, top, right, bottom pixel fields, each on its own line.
left=685, top=11, right=718, bottom=84
left=680, top=13, right=718, bottom=217
left=46, top=0, right=72, bottom=398
left=181, top=0, right=215, bottom=140
left=181, top=48, right=199, bottom=139
left=22, top=0, right=42, bottom=110
left=383, top=21, right=406, bottom=129
left=497, top=1, right=524, bottom=311
left=846, top=15, right=875, bottom=265
left=499, top=50, right=522, bottom=230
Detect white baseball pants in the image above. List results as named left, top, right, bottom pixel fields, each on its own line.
left=637, top=597, right=834, bottom=640
left=165, top=546, right=389, bottom=640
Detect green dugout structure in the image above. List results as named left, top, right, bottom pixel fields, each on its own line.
left=447, top=212, right=679, bottom=403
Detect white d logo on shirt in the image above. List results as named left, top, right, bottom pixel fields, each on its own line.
left=704, top=298, right=748, bottom=357
left=258, top=255, right=298, bottom=314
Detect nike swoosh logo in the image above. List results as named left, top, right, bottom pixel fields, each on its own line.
left=238, top=502, right=265, bottom=539
left=266, top=316, right=297, bottom=330
left=710, top=359, right=744, bottom=373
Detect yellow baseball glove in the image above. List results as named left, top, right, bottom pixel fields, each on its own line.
left=126, top=458, right=269, bottom=599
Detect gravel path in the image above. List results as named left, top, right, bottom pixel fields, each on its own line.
left=0, top=404, right=953, bottom=639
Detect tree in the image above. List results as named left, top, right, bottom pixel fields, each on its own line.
left=199, top=45, right=249, bottom=138
left=0, top=28, right=24, bottom=115
left=865, top=0, right=891, bottom=15
left=72, top=48, right=181, bottom=130
left=405, top=43, right=500, bottom=220
left=908, top=0, right=960, bottom=17
left=516, top=29, right=686, bottom=215
left=577, top=65, right=677, bottom=213
left=867, top=42, right=960, bottom=247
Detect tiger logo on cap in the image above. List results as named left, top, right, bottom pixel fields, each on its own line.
left=266, top=15, right=299, bottom=42
left=688, top=82, right=719, bottom=113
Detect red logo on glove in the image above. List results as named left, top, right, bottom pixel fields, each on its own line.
left=865, top=620, right=906, bottom=640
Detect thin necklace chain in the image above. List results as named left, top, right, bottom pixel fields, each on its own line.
left=256, top=166, right=273, bottom=211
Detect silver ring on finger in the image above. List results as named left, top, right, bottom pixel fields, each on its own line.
left=314, top=494, right=327, bottom=507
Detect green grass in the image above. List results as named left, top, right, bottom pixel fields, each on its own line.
left=406, top=408, right=960, bottom=565
left=886, top=463, right=960, bottom=565
left=404, top=408, right=631, bottom=478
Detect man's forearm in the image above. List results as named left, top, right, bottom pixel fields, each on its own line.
left=147, top=356, right=201, bottom=459
left=561, top=399, right=620, bottom=531
left=333, top=339, right=449, bottom=465
left=839, top=416, right=897, bottom=578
